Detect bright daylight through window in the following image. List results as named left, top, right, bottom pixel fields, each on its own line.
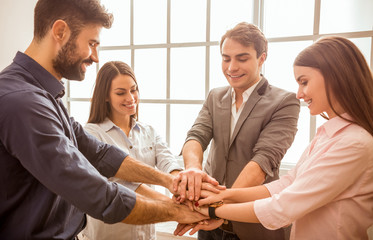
left=67, top=0, right=372, bottom=168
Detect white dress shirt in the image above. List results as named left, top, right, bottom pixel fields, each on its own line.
left=230, top=80, right=260, bottom=139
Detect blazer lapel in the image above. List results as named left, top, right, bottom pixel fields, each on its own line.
left=229, top=78, right=269, bottom=148
left=219, top=88, right=232, bottom=155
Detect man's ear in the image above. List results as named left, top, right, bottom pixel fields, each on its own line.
left=51, top=20, right=70, bottom=44
left=258, top=52, right=266, bottom=67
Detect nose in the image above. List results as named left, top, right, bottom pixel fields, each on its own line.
left=126, top=92, right=135, bottom=102
left=296, top=87, right=304, bottom=100
left=228, top=60, right=239, bottom=72
left=91, top=47, right=99, bottom=63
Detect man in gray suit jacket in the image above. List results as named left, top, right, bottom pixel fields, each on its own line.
left=175, top=23, right=300, bottom=240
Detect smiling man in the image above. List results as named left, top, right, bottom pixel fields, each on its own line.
left=175, top=22, right=300, bottom=240
left=0, top=0, right=206, bottom=239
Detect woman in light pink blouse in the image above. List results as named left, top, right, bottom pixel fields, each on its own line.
left=175, top=36, right=373, bottom=239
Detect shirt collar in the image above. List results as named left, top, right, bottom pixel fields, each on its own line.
left=231, top=79, right=261, bottom=105
left=13, top=51, right=65, bottom=99
left=101, top=117, right=140, bottom=132
left=319, top=113, right=353, bottom=138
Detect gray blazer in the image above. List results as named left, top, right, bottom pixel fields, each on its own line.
left=186, top=77, right=300, bottom=239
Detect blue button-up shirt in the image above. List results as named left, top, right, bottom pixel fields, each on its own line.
left=0, top=52, right=136, bottom=239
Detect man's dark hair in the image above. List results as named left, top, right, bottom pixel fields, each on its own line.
left=220, top=22, right=268, bottom=59
left=34, top=0, right=113, bottom=41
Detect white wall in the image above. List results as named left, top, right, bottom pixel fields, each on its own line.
left=0, top=0, right=37, bottom=70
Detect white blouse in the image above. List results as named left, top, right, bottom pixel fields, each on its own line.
left=81, top=118, right=182, bottom=240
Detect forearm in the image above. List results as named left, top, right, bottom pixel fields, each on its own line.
left=215, top=202, right=260, bottom=223
left=232, top=161, right=266, bottom=188
left=122, top=193, right=206, bottom=224
left=122, top=194, right=177, bottom=224
left=115, top=156, right=173, bottom=192
left=135, top=184, right=172, bottom=202
left=221, top=185, right=270, bottom=203
left=182, top=140, right=204, bottom=169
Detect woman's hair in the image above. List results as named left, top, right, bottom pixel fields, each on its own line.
left=294, top=36, right=373, bottom=135
left=88, top=61, right=139, bottom=124
left=220, top=22, right=268, bottom=59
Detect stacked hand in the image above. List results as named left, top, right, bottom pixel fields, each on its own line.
left=171, top=168, right=226, bottom=236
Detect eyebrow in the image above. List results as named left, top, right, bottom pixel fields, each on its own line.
left=296, top=75, right=306, bottom=82
left=222, top=53, right=251, bottom=58
left=114, top=84, right=137, bottom=91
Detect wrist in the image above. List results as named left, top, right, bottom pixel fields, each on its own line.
left=208, top=201, right=224, bottom=219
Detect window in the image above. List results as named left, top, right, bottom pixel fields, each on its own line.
left=67, top=0, right=373, bottom=164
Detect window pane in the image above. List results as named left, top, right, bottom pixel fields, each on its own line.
left=69, top=63, right=97, bottom=98
left=264, top=41, right=312, bottom=93
left=138, top=103, right=167, bottom=143
left=320, top=0, right=373, bottom=34
left=282, top=106, right=310, bottom=164
left=170, top=47, right=205, bottom=100
left=134, top=49, right=167, bottom=99
left=70, top=101, right=91, bottom=125
left=210, top=0, right=254, bottom=41
left=170, top=104, right=202, bottom=154
left=209, top=45, right=227, bottom=90
left=100, top=0, right=130, bottom=46
left=99, top=50, right=131, bottom=69
left=134, top=0, right=167, bottom=44
left=171, top=0, right=206, bottom=43
left=263, top=0, right=314, bottom=38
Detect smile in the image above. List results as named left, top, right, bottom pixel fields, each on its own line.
left=227, top=73, right=245, bottom=79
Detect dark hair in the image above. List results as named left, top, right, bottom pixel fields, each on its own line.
left=294, top=36, right=373, bottom=136
left=34, top=0, right=113, bottom=41
left=220, top=22, right=268, bottom=59
left=88, top=61, right=139, bottom=124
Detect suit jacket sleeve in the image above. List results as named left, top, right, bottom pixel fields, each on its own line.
left=251, top=91, right=300, bottom=179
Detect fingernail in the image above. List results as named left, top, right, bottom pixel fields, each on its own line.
left=194, top=202, right=199, bottom=207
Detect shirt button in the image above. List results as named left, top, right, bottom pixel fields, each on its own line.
left=129, top=146, right=133, bottom=149
left=149, top=147, right=152, bottom=150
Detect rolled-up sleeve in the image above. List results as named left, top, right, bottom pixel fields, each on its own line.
left=0, top=91, right=136, bottom=223
left=153, top=127, right=183, bottom=173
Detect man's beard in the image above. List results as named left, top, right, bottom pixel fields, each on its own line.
left=52, top=38, right=93, bottom=81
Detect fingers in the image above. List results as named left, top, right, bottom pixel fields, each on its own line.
left=172, top=173, right=182, bottom=194
left=187, top=173, right=195, bottom=201
left=192, top=173, right=202, bottom=201
left=174, top=223, right=195, bottom=236
left=202, top=173, right=219, bottom=186
left=178, top=173, right=188, bottom=201
left=189, top=222, right=204, bottom=235
left=201, top=182, right=226, bottom=194
left=173, top=169, right=220, bottom=203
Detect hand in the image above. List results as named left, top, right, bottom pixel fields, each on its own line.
left=172, top=195, right=195, bottom=211
left=193, top=203, right=209, bottom=217
left=174, top=219, right=224, bottom=236
left=196, top=189, right=225, bottom=206
left=175, top=203, right=208, bottom=224
left=173, top=168, right=221, bottom=202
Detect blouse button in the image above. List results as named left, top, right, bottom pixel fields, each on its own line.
left=129, top=146, right=133, bottom=149
left=149, top=147, right=152, bottom=150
